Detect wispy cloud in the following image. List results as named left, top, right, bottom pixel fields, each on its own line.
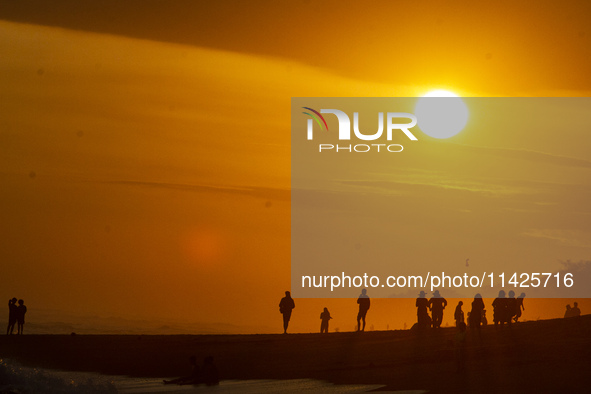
left=455, top=144, right=591, bottom=170
left=106, top=180, right=290, bottom=202
left=521, top=229, right=591, bottom=248
left=338, top=178, right=526, bottom=196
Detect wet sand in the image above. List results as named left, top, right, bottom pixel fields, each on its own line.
left=1, top=316, right=590, bottom=393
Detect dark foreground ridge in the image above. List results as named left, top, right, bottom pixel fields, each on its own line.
left=1, top=316, right=590, bottom=393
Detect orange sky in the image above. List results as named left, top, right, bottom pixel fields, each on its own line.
left=0, top=1, right=590, bottom=333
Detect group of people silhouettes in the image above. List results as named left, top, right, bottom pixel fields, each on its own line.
left=280, top=289, right=584, bottom=334
left=564, top=302, right=581, bottom=318
left=416, top=290, right=449, bottom=329
left=279, top=289, right=372, bottom=334
left=491, top=290, right=526, bottom=325
left=7, top=298, right=26, bottom=335
left=415, top=290, right=527, bottom=330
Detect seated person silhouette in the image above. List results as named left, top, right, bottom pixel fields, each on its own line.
left=202, top=356, right=219, bottom=386
left=163, top=355, right=199, bottom=385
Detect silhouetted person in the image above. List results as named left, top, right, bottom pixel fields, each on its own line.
left=455, top=322, right=467, bottom=372
left=492, top=290, right=508, bottom=326
left=571, top=302, right=581, bottom=317
left=320, top=307, right=332, bottom=333
left=279, top=291, right=295, bottom=334
left=564, top=304, right=572, bottom=318
left=514, top=293, right=525, bottom=322
left=163, top=355, right=199, bottom=385
left=454, top=301, right=464, bottom=327
left=16, top=299, right=26, bottom=335
left=469, top=294, right=485, bottom=331
left=202, top=356, right=219, bottom=386
left=356, top=289, right=370, bottom=332
left=481, top=309, right=488, bottom=326
left=6, top=298, right=17, bottom=335
left=428, top=290, right=447, bottom=328
left=416, top=291, right=431, bottom=329
left=506, top=290, right=517, bottom=325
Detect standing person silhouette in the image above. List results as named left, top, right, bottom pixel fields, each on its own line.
left=454, top=301, right=465, bottom=327
left=492, top=290, right=507, bottom=326
left=16, top=299, right=26, bottom=335
left=6, top=298, right=17, bottom=335
left=481, top=310, right=488, bottom=326
left=506, top=290, right=517, bottom=325
left=320, top=307, right=332, bottom=333
left=416, top=291, right=430, bottom=329
left=514, top=293, right=526, bottom=322
left=428, top=290, right=447, bottom=328
left=279, top=291, right=295, bottom=334
left=356, top=289, right=370, bottom=332
left=571, top=302, right=581, bottom=317
left=469, top=294, right=485, bottom=331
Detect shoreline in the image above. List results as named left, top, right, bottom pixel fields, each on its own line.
left=1, top=316, right=590, bottom=393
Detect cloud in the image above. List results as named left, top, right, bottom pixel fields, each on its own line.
left=521, top=229, right=591, bottom=248
left=340, top=178, right=522, bottom=196
left=107, top=180, right=290, bottom=202
left=456, top=144, right=591, bottom=170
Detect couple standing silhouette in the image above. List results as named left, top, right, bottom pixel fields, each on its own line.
left=7, top=298, right=27, bottom=335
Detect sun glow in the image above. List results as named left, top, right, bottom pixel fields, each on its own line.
left=415, top=90, right=469, bottom=139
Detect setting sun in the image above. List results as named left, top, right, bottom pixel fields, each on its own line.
left=415, top=90, right=469, bottom=139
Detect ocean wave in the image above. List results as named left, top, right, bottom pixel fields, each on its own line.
left=0, top=359, right=117, bottom=394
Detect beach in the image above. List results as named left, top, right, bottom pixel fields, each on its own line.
left=1, top=316, right=590, bottom=393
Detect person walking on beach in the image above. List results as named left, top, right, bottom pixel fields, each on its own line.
left=356, top=289, right=370, bottom=332
left=416, top=291, right=430, bottom=329
left=320, top=307, right=332, bottom=333
left=16, top=299, right=26, bottom=335
left=428, top=290, right=447, bottom=328
left=514, top=293, right=526, bottom=322
left=454, top=301, right=465, bottom=327
left=279, top=291, right=295, bottom=334
left=6, top=298, right=17, bottom=335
